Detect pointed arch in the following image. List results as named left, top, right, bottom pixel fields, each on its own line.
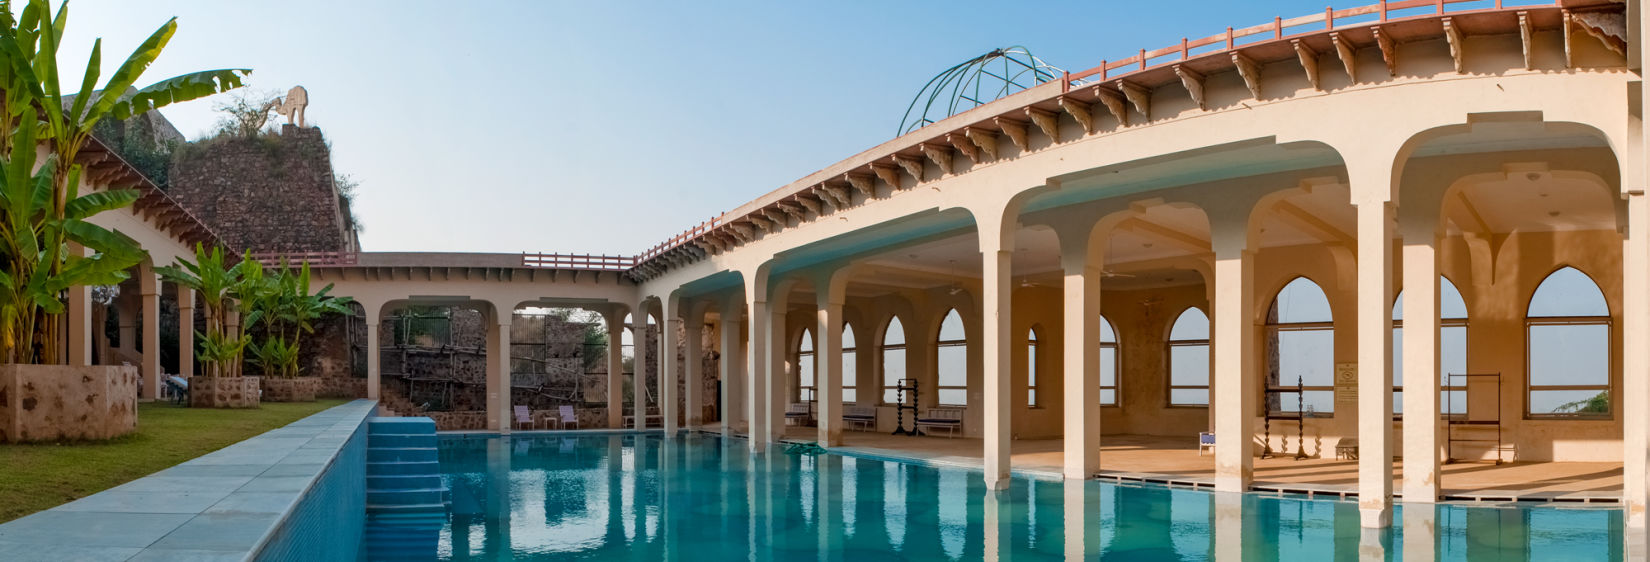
left=796, top=327, right=816, bottom=402
left=1167, top=307, right=1210, bottom=406
left=882, top=315, right=908, bottom=404
left=1526, top=266, right=1611, bottom=418
left=1099, top=315, right=1120, bottom=406
left=842, top=324, right=858, bottom=404
left=936, top=309, right=968, bottom=406
left=1392, top=276, right=1469, bottom=416
left=1026, top=325, right=1042, bottom=408
left=1266, top=276, right=1335, bottom=415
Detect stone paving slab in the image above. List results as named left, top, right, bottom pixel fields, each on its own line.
left=0, top=399, right=376, bottom=561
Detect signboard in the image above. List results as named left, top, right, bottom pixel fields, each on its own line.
left=1335, top=362, right=1358, bottom=404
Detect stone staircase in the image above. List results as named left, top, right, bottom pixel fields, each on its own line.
left=364, top=417, right=448, bottom=533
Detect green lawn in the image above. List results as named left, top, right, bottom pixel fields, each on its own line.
left=0, top=399, right=347, bottom=523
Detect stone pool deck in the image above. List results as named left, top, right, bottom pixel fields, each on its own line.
left=0, top=399, right=376, bottom=561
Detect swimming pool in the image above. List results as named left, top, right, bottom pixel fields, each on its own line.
left=358, top=432, right=1624, bottom=561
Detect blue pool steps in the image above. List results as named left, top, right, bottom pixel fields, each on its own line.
left=364, top=417, right=448, bottom=519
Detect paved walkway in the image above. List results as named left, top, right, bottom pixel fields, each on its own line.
left=782, top=426, right=1623, bottom=502
left=0, top=400, right=376, bottom=561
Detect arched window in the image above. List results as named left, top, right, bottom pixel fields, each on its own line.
left=1168, top=307, right=1210, bottom=406
left=796, top=328, right=816, bottom=402
left=936, top=310, right=968, bottom=406
left=882, top=317, right=907, bottom=404
left=1026, top=327, right=1041, bottom=407
left=1527, top=267, right=1611, bottom=418
left=842, top=325, right=858, bottom=404
left=1100, top=316, right=1119, bottom=406
left=1265, top=277, right=1335, bottom=416
left=1392, top=277, right=1468, bottom=416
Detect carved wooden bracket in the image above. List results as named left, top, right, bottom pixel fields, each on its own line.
left=965, top=127, right=999, bottom=160
left=871, top=163, right=903, bottom=190
left=1118, top=81, right=1151, bottom=121
left=776, top=201, right=806, bottom=220
left=1291, top=40, right=1320, bottom=91
left=1057, top=97, right=1095, bottom=134
left=1093, top=86, right=1128, bottom=127
left=763, top=209, right=789, bottom=229
left=1231, top=52, right=1262, bottom=99
left=819, top=183, right=850, bottom=208
left=993, top=116, right=1029, bottom=152
left=946, top=132, right=980, bottom=164
left=1569, top=10, right=1628, bottom=62
left=1441, top=17, right=1464, bottom=74
left=1373, top=26, right=1397, bottom=76
left=1331, top=32, right=1358, bottom=83
left=893, top=154, right=926, bottom=183
left=795, top=196, right=821, bottom=216
left=919, top=144, right=951, bottom=174
left=1518, top=12, right=1533, bottom=70
left=1024, top=107, right=1059, bottom=139
left=844, top=173, right=875, bottom=199
left=1174, top=65, right=1206, bottom=110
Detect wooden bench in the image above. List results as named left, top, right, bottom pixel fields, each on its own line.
left=842, top=405, right=877, bottom=431
left=914, top=408, right=964, bottom=438
left=1336, top=438, right=1359, bottom=460
left=784, top=402, right=814, bottom=426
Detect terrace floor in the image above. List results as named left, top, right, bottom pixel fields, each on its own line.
left=780, top=426, right=1623, bottom=503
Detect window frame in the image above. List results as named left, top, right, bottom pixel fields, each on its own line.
left=1523, top=267, right=1613, bottom=421
left=842, top=325, right=858, bottom=405
left=1165, top=307, right=1210, bottom=408
left=881, top=317, right=907, bottom=406
left=1264, top=277, right=1336, bottom=418
left=796, top=328, right=816, bottom=403
left=1027, top=327, right=1041, bottom=408
left=1100, top=316, right=1120, bottom=407
left=935, top=310, right=968, bottom=407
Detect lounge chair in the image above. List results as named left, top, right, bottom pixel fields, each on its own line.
left=914, top=408, right=964, bottom=438
left=513, top=405, right=536, bottom=430
left=556, top=405, right=580, bottom=430
left=1198, top=432, right=1215, bottom=456
left=842, top=405, right=877, bottom=431
left=784, top=402, right=813, bottom=426
left=165, top=375, right=189, bottom=406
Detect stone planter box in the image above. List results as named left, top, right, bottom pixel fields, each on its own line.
left=261, top=377, right=319, bottom=402
left=0, top=364, right=138, bottom=442
left=192, top=376, right=261, bottom=409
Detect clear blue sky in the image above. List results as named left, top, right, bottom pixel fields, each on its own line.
left=62, top=0, right=1337, bottom=255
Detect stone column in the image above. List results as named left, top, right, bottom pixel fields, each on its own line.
left=1624, top=190, right=1650, bottom=526
left=117, top=291, right=138, bottom=358
left=1401, top=228, right=1442, bottom=503
left=66, top=246, right=91, bottom=366
left=139, top=269, right=161, bottom=400
left=816, top=292, right=844, bottom=447
left=1212, top=243, right=1256, bottom=493
left=1355, top=200, right=1395, bottom=528
left=606, top=310, right=626, bottom=429
left=486, top=314, right=512, bottom=432
left=981, top=246, right=1013, bottom=490
left=684, top=306, right=705, bottom=431
left=662, top=298, right=681, bottom=436
left=745, top=293, right=770, bottom=451
left=632, top=318, right=650, bottom=429
left=177, top=289, right=195, bottom=378
left=720, top=299, right=744, bottom=437
left=765, top=304, right=787, bottom=444
left=366, top=306, right=382, bottom=401
left=1061, top=243, right=1101, bottom=480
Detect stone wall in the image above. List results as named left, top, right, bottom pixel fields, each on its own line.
left=168, top=125, right=354, bottom=254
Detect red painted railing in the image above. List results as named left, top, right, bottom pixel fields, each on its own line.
left=249, top=251, right=359, bottom=267
left=520, top=253, right=637, bottom=270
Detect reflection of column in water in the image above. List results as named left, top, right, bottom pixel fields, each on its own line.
left=604, top=436, right=623, bottom=551
left=1358, top=527, right=1389, bottom=561
left=485, top=437, right=513, bottom=557
left=660, top=437, right=676, bottom=558
left=1402, top=504, right=1437, bottom=562
left=817, top=454, right=841, bottom=562
left=1213, top=491, right=1245, bottom=561
left=982, top=487, right=1011, bottom=562
left=882, top=462, right=907, bottom=550
left=1063, top=479, right=1091, bottom=560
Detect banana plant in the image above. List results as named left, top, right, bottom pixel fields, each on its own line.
left=246, top=335, right=297, bottom=378
left=157, top=244, right=242, bottom=377
left=0, top=0, right=249, bottom=364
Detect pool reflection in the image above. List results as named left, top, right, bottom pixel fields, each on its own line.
left=360, top=433, right=1624, bottom=561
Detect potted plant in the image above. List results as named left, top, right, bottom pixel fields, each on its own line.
left=158, top=245, right=263, bottom=407
left=0, top=1, right=247, bottom=437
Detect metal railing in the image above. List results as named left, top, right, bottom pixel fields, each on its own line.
left=249, top=251, right=359, bottom=267
left=1061, top=0, right=1553, bottom=90
left=520, top=253, right=637, bottom=270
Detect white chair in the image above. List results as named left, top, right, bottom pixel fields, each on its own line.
left=556, top=405, right=580, bottom=430
left=1198, top=432, right=1216, bottom=456
left=842, top=405, right=877, bottom=432
left=513, top=405, right=536, bottom=430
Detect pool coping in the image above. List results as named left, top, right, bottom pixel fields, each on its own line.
left=0, top=399, right=378, bottom=561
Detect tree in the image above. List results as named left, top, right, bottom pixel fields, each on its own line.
left=0, top=0, right=249, bottom=364
left=211, top=87, right=279, bottom=138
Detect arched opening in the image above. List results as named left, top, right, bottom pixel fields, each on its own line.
left=796, top=328, right=816, bottom=403
left=1026, top=326, right=1041, bottom=408
left=881, top=316, right=907, bottom=404
left=1526, top=266, right=1611, bottom=418
left=1100, top=315, right=1119, bottom=406
left=936, top=309, right=967, bottom=406
left=842, top=325, right=858, bottom=404
left=1167, top=307, right=1210, bottom=407
left=1265, top=277, right=1335, bottom=416
left=1392, top=277, right=1468, bottom=416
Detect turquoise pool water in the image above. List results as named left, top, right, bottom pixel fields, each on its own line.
left=359, top=433, right=1623, bottom=561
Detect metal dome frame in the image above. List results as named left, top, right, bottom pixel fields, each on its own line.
left=898, top=46, right=1064, bottom=136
